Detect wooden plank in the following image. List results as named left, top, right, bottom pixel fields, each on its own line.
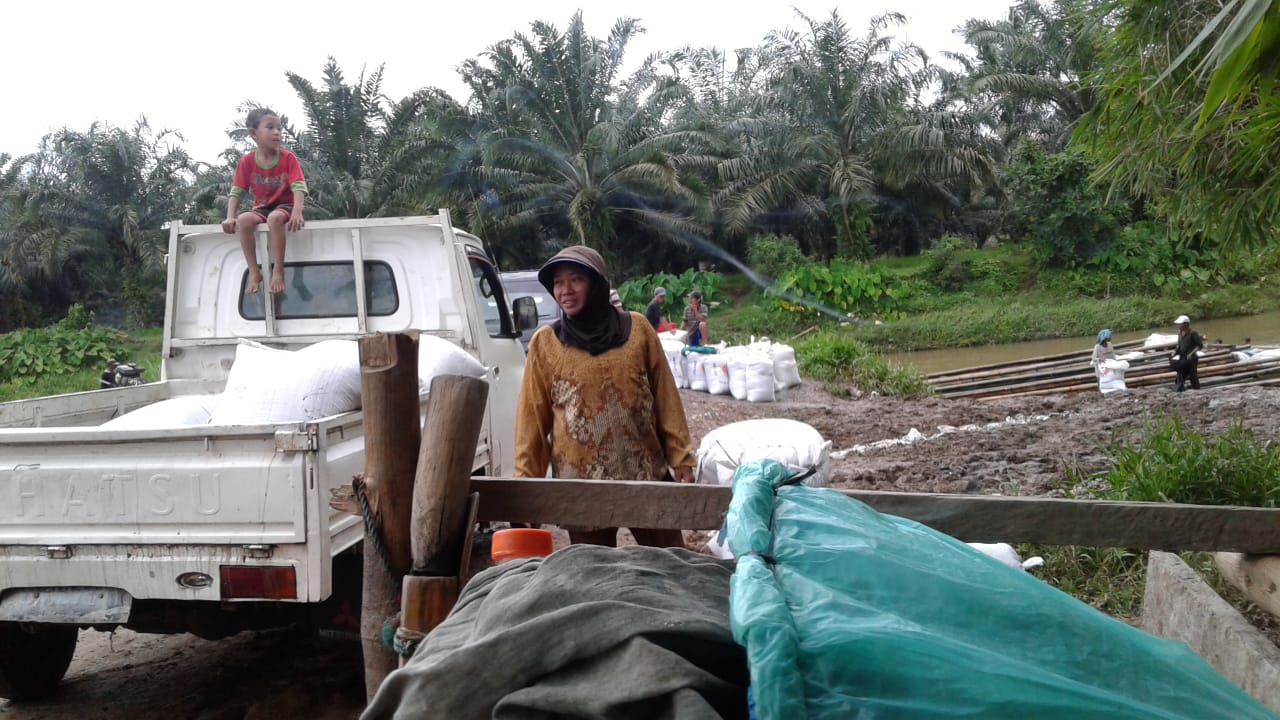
left=470, top=478, right=1280, bottom=553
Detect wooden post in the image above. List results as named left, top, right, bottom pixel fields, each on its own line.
left=397, top=375, right=489, bottom=665
left=357, top=333, right=421, bottom=701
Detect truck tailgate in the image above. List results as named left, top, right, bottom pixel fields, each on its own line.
left=0, top=425, right=307, bottom=546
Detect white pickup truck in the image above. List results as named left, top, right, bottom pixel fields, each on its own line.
left=0, top=214, right=534, bottom=700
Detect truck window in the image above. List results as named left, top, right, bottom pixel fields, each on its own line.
left=239, top=261, right=399, bottom=320
left=469, top=255, right=513, bottom=337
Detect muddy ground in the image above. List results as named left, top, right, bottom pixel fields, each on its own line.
left=4, top=382, right=1277, bottom=719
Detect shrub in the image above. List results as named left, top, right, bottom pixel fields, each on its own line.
left=775, top=261, right=905, bottom=320
left=0, top=307, right=125, bottom=385
left=746, top=235, right=807, bottom=282
left=616, top=270, right=724, bottom=318
left=796, top=333, right=930, bottom=398
left=1007, top=143, right=1128, bottom=269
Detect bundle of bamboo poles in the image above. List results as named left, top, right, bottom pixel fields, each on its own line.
left=928, top=339, right=1280, bottom=400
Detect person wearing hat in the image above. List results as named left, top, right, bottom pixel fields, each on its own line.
left=644, top=286, right=667, bottom=330
left=680, top=290, right=708, bottom=347
left=1091, top=329, right=1116, bottom=369
left=99, top=359, right=119, bottom=389
left=1170, top=315, right=1204, bottom=391
left=514, top=246, right=695, bottom=548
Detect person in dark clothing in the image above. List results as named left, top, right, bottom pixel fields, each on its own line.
left=644, top=286, right=667, bottom=330
left=1170, top=315, right=1205, bottom=391
left=98, top=356, right=119, bottom=389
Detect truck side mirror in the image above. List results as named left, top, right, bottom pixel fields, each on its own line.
left=512, top=296, right=539, bottom=331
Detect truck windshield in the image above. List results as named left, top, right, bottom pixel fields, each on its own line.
left=239, top=261, right=399, bottom=320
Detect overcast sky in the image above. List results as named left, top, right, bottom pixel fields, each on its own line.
left=2, top=0, right=1014, bottom=166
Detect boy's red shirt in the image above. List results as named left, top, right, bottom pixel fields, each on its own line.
left=230, top=149, right=307, bottom=208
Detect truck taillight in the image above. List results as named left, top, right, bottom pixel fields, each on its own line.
left=219, top=566, right=297, bottom=600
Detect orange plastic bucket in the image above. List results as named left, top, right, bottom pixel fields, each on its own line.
left=491, top=528, right=555, bottom=563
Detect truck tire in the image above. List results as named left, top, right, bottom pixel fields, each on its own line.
left=0, top=622, right=78, bottom=701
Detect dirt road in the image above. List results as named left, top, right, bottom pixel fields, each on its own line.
left=4, top=381, right=1276, bottom=719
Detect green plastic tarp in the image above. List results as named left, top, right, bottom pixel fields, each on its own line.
left=725, top=459, right=1277, bottom=720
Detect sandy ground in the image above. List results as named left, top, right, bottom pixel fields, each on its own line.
left=4, top=381, right=1277, bottom=719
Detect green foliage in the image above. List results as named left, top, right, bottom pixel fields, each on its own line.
left=1040, top=410, right=1280, bottom=619
left=615, top=270, right=724, bottom=317
left=1007, top=143, right=1127, bottom=268
left=796, top=333, right=931, bottom=398
left=0, top=327, right=161, bottom=402
left=923, top=236, right=977, bottom=292
left=1023, top=545, right=1146, bottom=618
left=775, top=261, right=905, bottom=319
left=0, top=310, right=125, bottom=385
left=1066, top=414, right=1280, bottom=508
left=1068, top=223, right=1229, bottom=298
left=745, top=235, right=807, bottom=282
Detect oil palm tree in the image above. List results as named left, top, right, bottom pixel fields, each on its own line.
left=462, top=12, right=720, bottom=274
left=285, top=59, right=464, bottom=219
left=716, top=11, right=935, bottom=258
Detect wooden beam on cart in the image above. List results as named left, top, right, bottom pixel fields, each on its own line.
left=470, top=478, right=1280, bottom=554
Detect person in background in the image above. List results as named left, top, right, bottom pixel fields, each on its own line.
left=1091, top=329, right=1116, bottom=369
left=645, top=286, right=667, bottom=330
left=1170, top=314, right=1205, bottom=392
left=514, top=246, right=694, bottom=549
left=99, top=359, right=119, bottom=389
left=681, top=290, right=708, bottom=347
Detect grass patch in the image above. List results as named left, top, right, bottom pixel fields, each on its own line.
left=0, top=327, right=163, bottom=403
left=1039, top=415, right=1280, bottom=622
left=1066, top=414, right=1280, bottom=507
left=796, top=333, right=931, bottom=398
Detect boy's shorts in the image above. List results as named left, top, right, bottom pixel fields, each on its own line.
left=249, top=203, right=293, bottom=222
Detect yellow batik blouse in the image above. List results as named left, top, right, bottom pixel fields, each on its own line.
left=514, top=312, right=695, bottom=481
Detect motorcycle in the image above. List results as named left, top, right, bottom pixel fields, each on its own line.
left=113, top=363, right=146, bottom=387
left=100, top=362, right=147, bottom=389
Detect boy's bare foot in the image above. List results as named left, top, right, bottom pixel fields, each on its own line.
left=269, top=269, right=285, bottom=294
left=246, top=272, right=263, bottom=294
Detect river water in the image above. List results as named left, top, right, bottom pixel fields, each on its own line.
left=884, top=310, right=1280, bottom=376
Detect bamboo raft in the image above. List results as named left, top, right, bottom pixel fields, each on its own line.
left=928, top=338, right=1280, bottom=400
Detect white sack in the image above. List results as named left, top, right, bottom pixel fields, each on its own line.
left=1097, top=358, right=1130, bottom=396
left=688, top=353, right=708, bottom=392
left=745, top=354, right=776, bottom=403
left=210, top=340, right=363, bottom=424
left=727, top=353, right=748, bottom=400
left=771, top=343, right=802, bottom=389
left=695, top=418, right=831, bottom=488
left=418, top=334, right=486, bottom=391
left=704, top=355, right=731, bottom=395
left=101, top=394, right=221, bottom=429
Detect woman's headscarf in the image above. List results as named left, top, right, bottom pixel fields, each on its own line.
left=537, top=246, right=632, bottom=356
left=1096, top=329, right=1112, bottom=345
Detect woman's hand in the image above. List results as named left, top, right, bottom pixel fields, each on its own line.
left=673, top=467, right=694, bottom=483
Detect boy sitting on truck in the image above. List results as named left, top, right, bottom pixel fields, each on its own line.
left=221, top=107, right=308, bottom=294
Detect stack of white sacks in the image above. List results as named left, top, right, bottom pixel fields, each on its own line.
left=660, top=335, right=802, bottom=403
left=101, top=336, right=487, bottom=429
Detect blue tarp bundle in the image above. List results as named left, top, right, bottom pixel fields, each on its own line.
left=725, top=459, right=1277, bottom=719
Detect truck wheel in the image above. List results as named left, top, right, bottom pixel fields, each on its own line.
left=0, top=622, right=78, bottom=701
